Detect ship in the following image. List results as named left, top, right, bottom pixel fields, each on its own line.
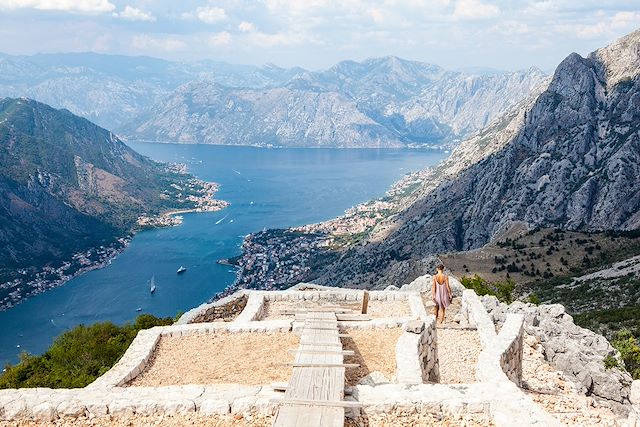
left=177, top=266, right=187, bottom=274
left=150, top=275, right=156, bottom=293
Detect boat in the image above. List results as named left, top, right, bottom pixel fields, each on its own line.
left=177, top=266, right=187, bottom=274
left=150, top=275, right=156, bottom=293
left=136, top=307, right=142, bottom=312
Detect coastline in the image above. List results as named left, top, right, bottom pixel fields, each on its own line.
left=210, top=168, right=438, bottom=302
left=0, top=174, right=229, bottom=312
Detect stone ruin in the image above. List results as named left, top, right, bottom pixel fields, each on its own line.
left=0, top=274, right=638, bottom=426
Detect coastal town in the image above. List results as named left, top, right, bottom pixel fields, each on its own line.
left=223, top=168, right=436, bottom=294
left=0, top=238, right=129, bottom=311
left=0, top=165, right=228, bottom=312
left=137, top=177, right=229, bottom=229
left=224, top=229, right=332, bottom=292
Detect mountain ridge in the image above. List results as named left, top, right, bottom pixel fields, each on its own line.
left=124, top=59, right=548, bottom=148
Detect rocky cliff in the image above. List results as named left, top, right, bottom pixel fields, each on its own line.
left=304, top=28, right=640, bottom=287
left=124, top=57, right=547, bottom=148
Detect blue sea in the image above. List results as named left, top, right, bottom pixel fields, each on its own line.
left=0, top=143, right=447, bottom=366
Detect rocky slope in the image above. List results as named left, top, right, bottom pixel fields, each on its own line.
left=124, top=80, right=404, bottom=148
left=302, top=28, right=640, bottom=287
left=228, top=29, right=640, bottom=293
left=0, top=97, right=223, bottom=308
left=124, top=57, right=547, bottom=147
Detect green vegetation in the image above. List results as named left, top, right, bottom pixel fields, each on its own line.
left=611, top=329, right=640, bottom=379
left=603, top=355, right=620, bottom=370
left=0, top=314, right=173, bottom=389
left=460, top=275, right=515, bottom=304
left=526, top=293, right=541, bottom=305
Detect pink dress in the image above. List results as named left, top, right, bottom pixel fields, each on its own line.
left=433, top=275, right=451, bottom=309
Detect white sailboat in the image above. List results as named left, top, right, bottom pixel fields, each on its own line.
left=150, top=275, right=156, bottom=293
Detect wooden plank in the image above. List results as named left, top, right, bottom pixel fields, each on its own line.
left=335, top=314, right=372, bottom=321
left=271, top=382, right=354, bottom=395
left=274, top=398, right=362, bottom=408
left=299, top=341, right=343, bottom=346
left=288, top=362, right=359, bottom=368
left=288, top=349, right=355, bottom=356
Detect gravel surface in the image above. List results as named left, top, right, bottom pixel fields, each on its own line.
left=346, top=408, right=494, bottom=426
left=260, top=300, right=411, bottom=320
left=0, top=413, right=272, bottom=426
left=342, top=328, right=403, bottom=386
left=128, top=331, right=298, bottom=387
left=437, top=328, right=481, bottom=384
left=521, top=333, right=625, bottom=426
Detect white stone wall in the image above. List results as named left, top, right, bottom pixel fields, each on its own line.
left=0, top=286, right=561, bottom=425
left=395, top=317, right=439, bottom=384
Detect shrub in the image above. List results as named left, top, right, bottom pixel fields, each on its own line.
left=603, top=355, right=620, bottom=370
left=0, top=314, right=173, bottom=389
left=460, top=275, right=515, bottom=304
left=611, top=329, right=640, bottom=379
left=527, top=293, right=541, bottom=305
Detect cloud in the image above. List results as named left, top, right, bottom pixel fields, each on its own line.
left=114, top=5, right=155, bottom=22
left=555, top=11, right=640, bottom=39
left=0, top=0, right=115, bottom=13
left=132, top=34, right=187, bottom=52
left=209, top=31, right=231, bottom=46
left=194, top=6, right=227, bottom=24
left=249, top=31, right=303, bottom=47
left=238, top=21, right=255, bottom=33
left=452, top=0, right=499, bottom=20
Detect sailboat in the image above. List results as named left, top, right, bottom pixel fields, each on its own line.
left=150, top=275, right=156, bottom=294
left=177, top=266, right=187, bottom=274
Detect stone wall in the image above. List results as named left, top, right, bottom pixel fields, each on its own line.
left=498, top=316, right=524, bottom=386
left=395, top=317, right=439, bottom=384
left=176, top=291, right=248, bottom=325
left=191, top=294, right=248, bottom=323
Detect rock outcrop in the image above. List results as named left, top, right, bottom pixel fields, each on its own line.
left=481, top=296, right=633, bottom=415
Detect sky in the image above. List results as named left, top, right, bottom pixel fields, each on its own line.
left=0, top=0, right=639, bottom=71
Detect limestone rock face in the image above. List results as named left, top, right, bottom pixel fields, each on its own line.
left=481, top=296, right=633, bottom=415
left=306, top=29, right=640, bottom=288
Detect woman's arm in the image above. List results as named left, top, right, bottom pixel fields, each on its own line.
left=445, top=275, right=452, bottom=300
left=431, top=276, right=436, bottom=302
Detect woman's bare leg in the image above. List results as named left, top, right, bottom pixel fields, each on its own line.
left=434, top=306, right=439, bottom=320
left=440, top=308, right=446, bottom=323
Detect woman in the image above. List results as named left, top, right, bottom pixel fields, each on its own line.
left=431, top=264, right=452, bottom=324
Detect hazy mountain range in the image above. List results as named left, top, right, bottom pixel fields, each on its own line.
left=0, top=53, right=548, bottom=148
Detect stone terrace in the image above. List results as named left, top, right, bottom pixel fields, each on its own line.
left=0, top=274, right=628, bottom=426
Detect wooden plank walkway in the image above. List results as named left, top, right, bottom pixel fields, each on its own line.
left=272, top=311, right=348, bottom=427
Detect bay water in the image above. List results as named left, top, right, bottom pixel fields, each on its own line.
left=0, top=143, right=447, bottom=366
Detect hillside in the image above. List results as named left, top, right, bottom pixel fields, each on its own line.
left=306, top=28, right=640, bottom=287
left=0, top=98, right=224, bottom=309
left=123, top=57, right=548, bottom=148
